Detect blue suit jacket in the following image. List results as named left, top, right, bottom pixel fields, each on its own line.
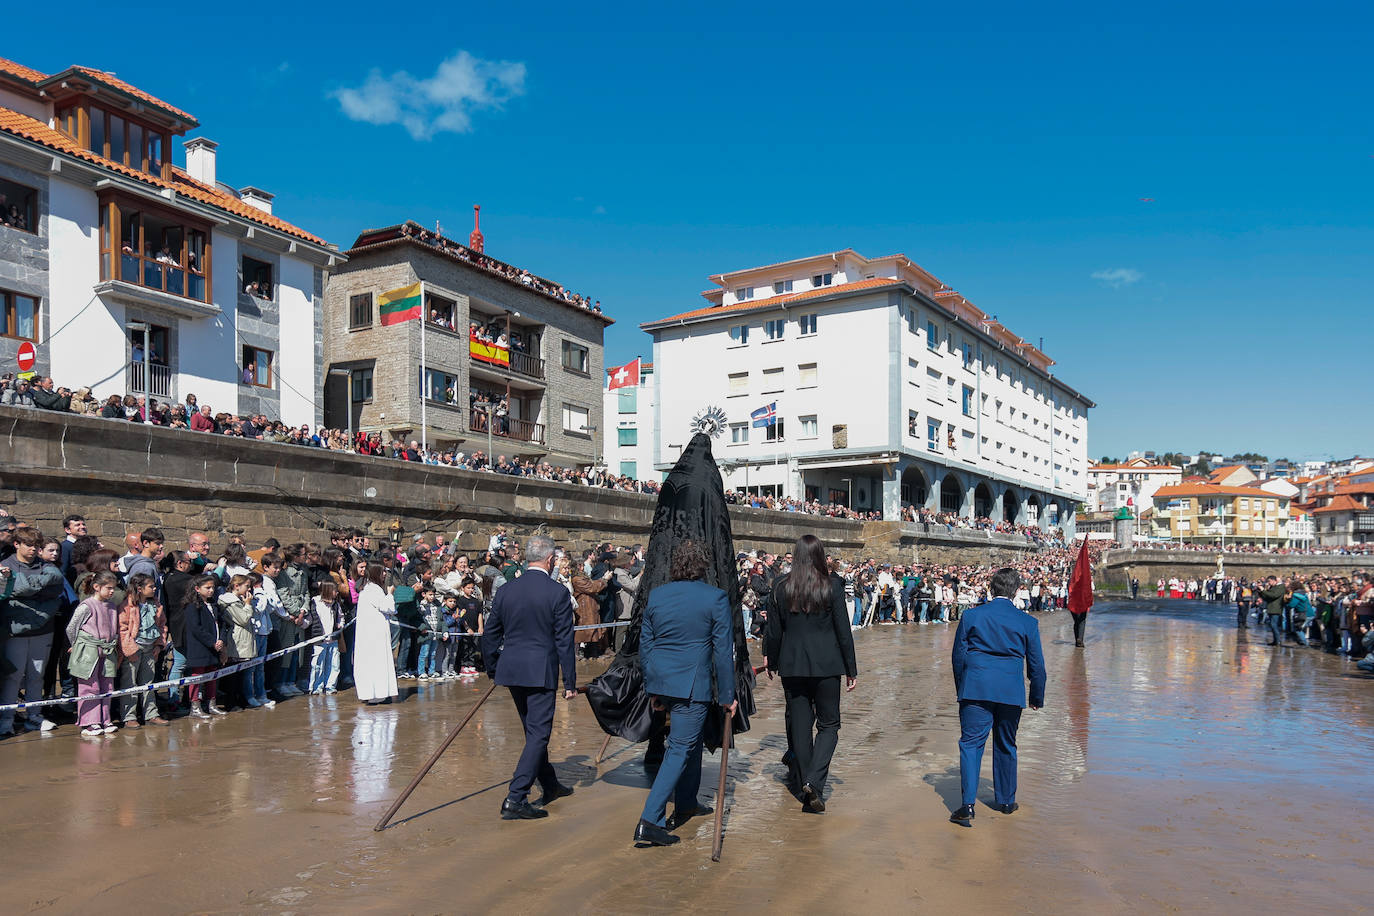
left=482, top=568, right=577, bottom=691
left=640, top=580, right=735, bottom=705
left=951, top=596, right=1047, bottom=708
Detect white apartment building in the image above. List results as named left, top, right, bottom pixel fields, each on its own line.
left=602, top=361, right=657, bottom=480
left=642, top=249, right=1093, bottom=531
left=1086, top=459, right=1183, bottom=513
left=0, top=57, right=338, bottom=426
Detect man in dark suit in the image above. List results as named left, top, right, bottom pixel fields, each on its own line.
left=633, top=539, right=736, bottom=847
left=482, top=534, right=578, bottom=821
left=949, top=567, right=1046, bottom=825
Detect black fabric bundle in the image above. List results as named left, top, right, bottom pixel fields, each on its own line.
left=584, top=432, right=755, bottom=750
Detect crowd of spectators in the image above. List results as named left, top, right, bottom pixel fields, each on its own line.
left=399, top=223, right=603, bottom=314
left=1119, top=540, right=1373, bottom=556
left=7, top=374, right=1364, bottom=553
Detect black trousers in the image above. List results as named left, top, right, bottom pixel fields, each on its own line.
left=782, top=675, right=842, bottom=795
left=507, top=685, right=558, bottom=803
left=1071, top=612, right=1088, bottom=645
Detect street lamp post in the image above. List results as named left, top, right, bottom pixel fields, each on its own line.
left=328, top=367, right=352, bottom=451
left=582, top=424, right=599, bottom=470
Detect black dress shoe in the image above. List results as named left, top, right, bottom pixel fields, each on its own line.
left=801, top=783, right=826, bottom=814
left=633, top=819, right=680, bottom=847
left=666, top=804, right=713, bottom=830
left=996, top=802, right=1019, bottom=814
left=949, top=804, right=975, bottom=825
left=500, top=799, right=549, bottom=820
left=534, top=783, right=575, bottom=807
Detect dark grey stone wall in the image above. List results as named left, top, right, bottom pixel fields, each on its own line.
left=0, top=159, right=49, bottom=377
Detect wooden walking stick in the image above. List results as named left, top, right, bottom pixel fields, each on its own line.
left=595, top=732, right=614, bottom=764
left=711, top=710, right=734, bottom=863
left=374, top=681, right=498, bottom=831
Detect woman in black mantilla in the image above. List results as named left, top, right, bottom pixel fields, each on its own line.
left=585, top=410, right=756, bottom=764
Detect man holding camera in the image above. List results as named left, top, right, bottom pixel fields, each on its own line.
left=1257, top=576, right=1289, bottom=647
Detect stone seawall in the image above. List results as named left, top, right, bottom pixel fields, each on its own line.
left=1098, top=549, right=1369, bottom=589
left=0, top=407, right=865, bottom=557
left=0, top=407, right=1052, bottom=563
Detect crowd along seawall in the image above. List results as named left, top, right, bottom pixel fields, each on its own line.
left=1098, top=548, right=1369, bottom=590
left=0, top=407, right=1042, bottom=563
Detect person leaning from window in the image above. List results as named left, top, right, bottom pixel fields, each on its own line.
left=763, top=534, right=858, bottom=814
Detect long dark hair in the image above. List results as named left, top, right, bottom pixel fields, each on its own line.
left=784, top=534, right=831, bottom=616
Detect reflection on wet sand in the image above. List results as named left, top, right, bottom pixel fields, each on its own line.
left=0, top=601, right=1367, bottom=914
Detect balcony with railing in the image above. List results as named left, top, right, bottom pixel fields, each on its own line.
left=127, top=361, right=173, bottom=398
left=468, top=408, right=544, bottom=445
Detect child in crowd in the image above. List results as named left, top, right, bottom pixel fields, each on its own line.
left=309, top=581, right=341, bottom=695
left=248, top=572, right=277, bottom=708
left=68, top=571, right=121, bottom=737
left=457, top=576, right=485, bottom=676
left=417, top=585, right=442, bottom=679
left=116, top=573, right=168, bottom=728
left=218, top=574, right=258, bottom=708
left=440, top=593, right=463, bottom=677
left=185, top=574, right=226, bottom=718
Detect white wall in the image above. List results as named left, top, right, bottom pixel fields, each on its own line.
left=276, top=255, right=316, bottom=428
left=0, top=87, right=50, bottom=123
left=47, top=177, right=123, bottom=396
left=176, top=230, right=239, bottom=414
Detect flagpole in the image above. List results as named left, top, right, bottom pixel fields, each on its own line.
left=420, top=280, right=428, bottom=453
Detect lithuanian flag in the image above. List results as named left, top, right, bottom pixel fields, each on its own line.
left=379, top=282, right=422, bottom=326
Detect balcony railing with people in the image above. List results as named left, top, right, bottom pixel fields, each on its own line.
left=127, top=360, right=172, bottom=398
left=468, top=407, right=544, bottom=444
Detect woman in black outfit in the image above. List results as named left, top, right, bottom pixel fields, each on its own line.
left=764, top=534, right=858, bottom=813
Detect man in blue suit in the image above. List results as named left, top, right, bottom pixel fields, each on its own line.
left=482, top=534, right=578, bottom=821
left=633, top=539, right=736, bottom=847
left=949, top=567, right=1047, bottom=826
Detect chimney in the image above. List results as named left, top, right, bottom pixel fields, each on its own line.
left=468, top=204, right=484, bottom=253
left=184, top=137, right=217, bottom=187
left=240, top=186, right=274, bottom=215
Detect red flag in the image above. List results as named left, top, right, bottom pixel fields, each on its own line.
left=607, top=357, right=640, bottom=391
left=1067, top=536, right=1093, bottom=614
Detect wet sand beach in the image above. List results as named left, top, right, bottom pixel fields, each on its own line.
left=1, top=600, right=1369, bottom=915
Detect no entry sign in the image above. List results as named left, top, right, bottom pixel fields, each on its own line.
left=16, top=341, right=35, bottom=372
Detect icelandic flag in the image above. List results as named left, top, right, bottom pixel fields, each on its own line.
left=751, top=402, right=777, bottom=427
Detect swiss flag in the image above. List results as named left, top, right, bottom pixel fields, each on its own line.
left=607, top=357, right=640, bottom=391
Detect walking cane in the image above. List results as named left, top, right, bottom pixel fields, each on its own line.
left=374, top=681, right=498, bottom=831
left=595, top=732, right=614, bottom=765
left=711, top=711, right=733, bottom=863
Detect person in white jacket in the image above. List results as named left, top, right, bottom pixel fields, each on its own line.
left=353, top=565, right=398, bottom=705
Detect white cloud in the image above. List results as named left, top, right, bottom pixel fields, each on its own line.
left=333, top=50, right=526, bottom=141
left=1091, top=267, right=1144, bottom=288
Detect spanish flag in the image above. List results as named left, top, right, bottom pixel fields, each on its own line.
left=379, top=282, right=422, bottom=326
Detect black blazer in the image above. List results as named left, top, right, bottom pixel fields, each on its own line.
left=184, top=597, right=221, bottom=667
left=764, top=573, right=858, bottom=679
left=482, top=568, right=576, bottom=691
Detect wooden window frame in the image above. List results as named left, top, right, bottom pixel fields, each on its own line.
left=349, top=292, right=374, bottom=329
left=242, top=345, right=273, bottom=388
left=99, top=192, right=213, bottom=302
left=561, top=340, right=590, bottom=376
left=1, top=288, right=39, bottom=342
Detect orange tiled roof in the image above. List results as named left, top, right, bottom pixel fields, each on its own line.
left=0, top=106, right=325, bottom=246
left=1090, top=461, right=1179, bottom=472
left=1314, top=495, right=1364, bottom=514
left=59, top=66, right=196, bottom=124
left=644, top=277, right=904, bottom=327
left=1334, top=479, right=1374, bottom=497
left=1155, top=483, right=1288, bottom=500
left=1207, top=465, right=1248, bottom=481
left=0, top=56, right=47, bottom=84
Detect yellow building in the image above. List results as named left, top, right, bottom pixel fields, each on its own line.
left=1150, top=483, right=1292, bottom=546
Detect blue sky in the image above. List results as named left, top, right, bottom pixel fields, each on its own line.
left=15, top=1, right=1373, bottom=461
